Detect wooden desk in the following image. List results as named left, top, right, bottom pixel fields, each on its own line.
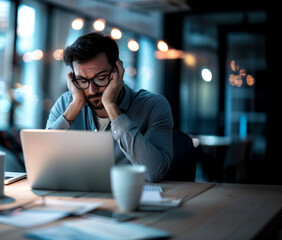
left=1, top=180, right=282, bottom=240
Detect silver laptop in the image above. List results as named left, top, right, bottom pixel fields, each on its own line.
left=20, top=129, right=114, bottom=192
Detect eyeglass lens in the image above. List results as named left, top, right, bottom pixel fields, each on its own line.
left=76, top=76, right=109, bottom=89
left=73, top=67, right=114, bottom=89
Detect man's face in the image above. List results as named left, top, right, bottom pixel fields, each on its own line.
left=73, top=52, right=113, bottom=110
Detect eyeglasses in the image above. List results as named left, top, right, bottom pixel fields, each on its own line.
left=72, top=66, right=114, bottom=90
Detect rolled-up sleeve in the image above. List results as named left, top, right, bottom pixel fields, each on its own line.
left=46, top=92, right=71, bottom=130
left=46, top=114, right=70, bottom=130
left=111, top=95, right=173, bottom=182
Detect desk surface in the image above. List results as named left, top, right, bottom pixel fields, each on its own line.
left=1, top=180, right=282, bottom=240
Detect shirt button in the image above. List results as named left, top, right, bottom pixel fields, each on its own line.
left=113, top=130, right=117, bottom=134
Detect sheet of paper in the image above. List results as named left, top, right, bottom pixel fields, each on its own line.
left=140, top=191, right=163, bottom=202
left=63, top=219, right=171, bottom=240
left=42, top=199, right=102, bottom=215
left=25, top=225, right=107, bottom=240
left=0, top=211, right=67, bottom=228
left=0, top=199, right=102, bottom=228
left=26, top=220, right=170, bottom=240
left=139, top=190, right=182, bottom=211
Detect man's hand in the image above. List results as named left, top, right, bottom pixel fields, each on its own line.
left=102, top=59, right=124, bottom=121
left=63, top=71, right=86, bottom=122
left=66, top=71, right=86, bottom=104
left=102, top=59, right=124, bottom=106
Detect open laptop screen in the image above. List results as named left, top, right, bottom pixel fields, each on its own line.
left=20, top=130, right=114, bottom=192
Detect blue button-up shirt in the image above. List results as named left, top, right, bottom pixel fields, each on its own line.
left=46, top=84, right=174, bottom=182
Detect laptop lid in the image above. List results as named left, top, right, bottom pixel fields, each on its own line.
left=20, top=129, right=114, bottom=192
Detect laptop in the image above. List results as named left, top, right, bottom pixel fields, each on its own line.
left=20, top=129, right=115, bottom=192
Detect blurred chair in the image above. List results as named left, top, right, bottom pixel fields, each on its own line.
left=0, top=129, right=25, bottom=172
left=163, top=129, right=196, bottom=182
left=223, top=139, right=253, bottom=183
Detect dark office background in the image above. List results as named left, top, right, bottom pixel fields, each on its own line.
left=0, top=0, right=280, bottom=184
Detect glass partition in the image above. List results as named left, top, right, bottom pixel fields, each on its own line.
left=0, top=0, right=13, bottom=129
left=13, top=1, right=48, bottom=129
left=225, top=30, right=267, bottom=161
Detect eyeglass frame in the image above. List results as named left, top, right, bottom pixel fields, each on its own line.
left=71, top=65, right=115, bottom=90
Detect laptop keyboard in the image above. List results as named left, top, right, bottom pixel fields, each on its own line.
left=143, top=183, right=163, bottom=192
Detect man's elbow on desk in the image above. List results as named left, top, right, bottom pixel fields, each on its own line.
left=145, top=158, right=171, bottom=183
left=145, top=170, right=168, bottom=183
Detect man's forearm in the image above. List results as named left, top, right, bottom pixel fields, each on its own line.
left=111, top=114, right=173, bottom=182
left=104, top=103, right=122, bottom=122
left=63, top=101, right=85, bottom=122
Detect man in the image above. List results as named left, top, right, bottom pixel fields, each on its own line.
left=46, top=32, right=173, bottom=182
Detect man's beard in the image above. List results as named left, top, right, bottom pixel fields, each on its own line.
left=86, top=93, right=104, bottom=110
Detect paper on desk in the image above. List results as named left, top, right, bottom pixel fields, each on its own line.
left=43, top=199, right=102, bottom=215
left=139, top=190, right=182, bottom=210
left=25, top=225, right=106, bottom=240
left=0, top=199, right=102, bottom=228
left=0, top=211, right=67, bottom=228
left=26, top=219, right=171, bottom=240
left=140, top=190, right=162, bottom=202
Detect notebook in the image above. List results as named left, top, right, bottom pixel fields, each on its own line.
left=20, top=129, right=115, bottom=192
left=5, top=172, right=27, bottom=185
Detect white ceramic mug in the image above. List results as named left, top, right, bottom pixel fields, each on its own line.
left=0, top=151, right=5, bottom=198
left=111, top=164, right=146, bottom=212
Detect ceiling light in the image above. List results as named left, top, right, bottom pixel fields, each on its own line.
left=201, top=68, right=212, bottom=82
left=184, top=53, right=196, bottom=67
left=128, top=40, right=139, bottom=52
left=157, top=40, right=168, bottom=52
left=93, top=19, right=106, bottom=31
left=71, top=18, right=84, bottom=30
left=53, top=49, right=64, bottom=61
left=111, top=28, right=122, bottom=40
left=31, top=49, right=44, bottom=61
left=246, top=74, right=255, bottom=86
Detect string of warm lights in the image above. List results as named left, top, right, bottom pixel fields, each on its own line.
left=21, top=16, right=203, bottom=75
left=20, top=16, right=181, bottom=63
left=228, top=60, right=255, bottom=87
left=71, top=17, right=168, bottom=53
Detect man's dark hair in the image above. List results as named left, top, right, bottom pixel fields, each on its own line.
left=63, top=32, right=119, bottom=67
